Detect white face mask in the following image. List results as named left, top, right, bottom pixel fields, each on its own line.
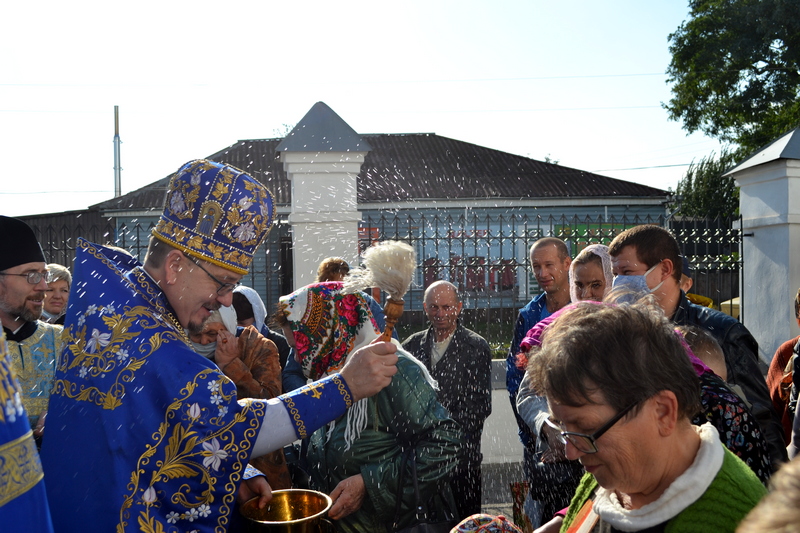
left=612, top=261, right=664, bottom=294
left=191, top=341, right=217, bottom=359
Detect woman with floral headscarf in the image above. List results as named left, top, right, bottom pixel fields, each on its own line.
left=277, top=282, right=461, bottom=532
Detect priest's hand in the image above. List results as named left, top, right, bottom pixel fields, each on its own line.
left=340, top=341, right=398, bottom=402
left=328, top=474, right=366, bottom=520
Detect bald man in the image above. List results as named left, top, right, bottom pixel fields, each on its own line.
left=403, top=281, right=492, bottom=519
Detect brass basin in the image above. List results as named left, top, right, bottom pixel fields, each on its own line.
left=240, top=489, right=333, bottom=533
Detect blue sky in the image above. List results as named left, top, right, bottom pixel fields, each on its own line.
left=0, top=0, right=721, bottom=217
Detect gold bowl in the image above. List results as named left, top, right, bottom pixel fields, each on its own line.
left=240, top=489, right=332, bottom=532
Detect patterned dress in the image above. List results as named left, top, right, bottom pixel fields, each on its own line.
left=692, top=371, right=772, bottom=484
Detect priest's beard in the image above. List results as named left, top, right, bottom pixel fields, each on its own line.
left=0, top=293, right=43, bottom=323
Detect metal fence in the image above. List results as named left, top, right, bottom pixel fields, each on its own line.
left=359, top=212, right=742, bottom=334
left=24, top=211, right=742, bottom=345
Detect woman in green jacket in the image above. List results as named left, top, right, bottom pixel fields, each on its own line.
left=277, top=281, right=461, bottom=532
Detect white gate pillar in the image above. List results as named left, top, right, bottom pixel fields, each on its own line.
left=726, top=129, right=800, bottom=362
left=276, top=102, right=372, bottom=289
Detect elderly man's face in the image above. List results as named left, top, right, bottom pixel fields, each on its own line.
left=424, top=284, right=462, bottom=336
left=0, top=262, right=49, bottom=323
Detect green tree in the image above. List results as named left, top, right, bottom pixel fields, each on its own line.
left=675, top=147, right=740, bottom=218
left=665, top=0, right=800, bottom=152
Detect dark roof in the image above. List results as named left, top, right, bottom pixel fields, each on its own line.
left=92, top=133, right=666, bottom=212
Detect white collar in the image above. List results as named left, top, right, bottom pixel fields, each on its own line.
left=592, top=422, right=724, bottom=531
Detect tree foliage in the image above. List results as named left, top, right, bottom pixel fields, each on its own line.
left=675, top=147, right=740, bottom=219
left=665, top=0, right=800, bottom=151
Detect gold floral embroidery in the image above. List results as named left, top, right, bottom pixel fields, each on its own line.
left=52, top=241, right=190, bottom=410
left=118, top=370, right=265, bottom=532
left=52, top=305, right=183, bottom=410
left=0, top=346, right=24, bottom=426
left=0, top=430, right=44, bottom=507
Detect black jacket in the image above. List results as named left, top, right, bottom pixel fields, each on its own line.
left=673, top=291, right=787, bottom=467
left=402, top=322, right=492, bottom=439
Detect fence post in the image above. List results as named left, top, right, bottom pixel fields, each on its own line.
left=276, top=103, right=371, bottom=288
left=727, top=137, right=800, bottom=363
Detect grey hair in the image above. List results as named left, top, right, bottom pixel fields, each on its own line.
left=47, top=263, right=71, bottom=285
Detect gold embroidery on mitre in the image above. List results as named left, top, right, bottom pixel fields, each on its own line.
left=0, top=430, right=44, bottom=507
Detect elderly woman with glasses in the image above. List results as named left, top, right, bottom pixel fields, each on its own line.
left=528, top=302, right=766, bottom=533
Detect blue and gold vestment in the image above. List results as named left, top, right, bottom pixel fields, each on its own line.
left=41, top=240, right=352, bottom=533
left=6, top=321, right=62, bottom=429
left=0, top=327, right=54, bottom=532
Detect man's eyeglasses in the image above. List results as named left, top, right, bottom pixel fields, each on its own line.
left=0, top=271, right=54, bottom=284
left=186, top=256, right=240, bottom=296
left=545, top=399, right=643, bottom=454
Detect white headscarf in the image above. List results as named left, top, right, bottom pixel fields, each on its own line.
left=189, top=306, right=238, bottom=359
left=569, top=243, right=613, bottom=303
left=233, top=285, right=268, bottom=332
left=209, top=306, right=238, bottom=335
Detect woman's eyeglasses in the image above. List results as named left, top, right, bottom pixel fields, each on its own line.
left=545, top=399, right=643, bottom=454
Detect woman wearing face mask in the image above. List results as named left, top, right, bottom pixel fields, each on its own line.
left=188, top=306, right=291, bottom=490
left=516, top=244, right=771, bottom=530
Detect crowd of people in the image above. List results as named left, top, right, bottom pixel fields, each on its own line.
left=2, top=157, right=800, bottom=533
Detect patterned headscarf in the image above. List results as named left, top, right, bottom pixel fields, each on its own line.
left=569, top=243, right=613, bottom=303
left=278, top=282, right=380, bottom=380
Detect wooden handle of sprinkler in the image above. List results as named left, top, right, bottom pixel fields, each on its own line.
left=379, top=297, right=405, bottom=343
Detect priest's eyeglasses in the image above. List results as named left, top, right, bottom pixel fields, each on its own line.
left=187, top=256, right=240, bottom=295
left=0, top=271, right=54, bottom=284
left=544, top=399, right=642, bottom=454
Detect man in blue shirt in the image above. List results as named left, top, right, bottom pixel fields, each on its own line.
left=506, top=237, right=571, bottom=526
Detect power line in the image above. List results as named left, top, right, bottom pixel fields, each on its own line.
left=591, top=163, right=691, bottom=172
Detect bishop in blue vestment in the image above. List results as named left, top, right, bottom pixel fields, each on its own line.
left=40, top=160, right=398, bottom=533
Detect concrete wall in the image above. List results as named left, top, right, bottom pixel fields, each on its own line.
left=733, top=159, right=800, bottom=362
left=281, top=151, right=366, bottom=288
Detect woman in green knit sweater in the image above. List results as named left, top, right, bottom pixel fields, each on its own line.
left=527, top=302, right=767, bottom=533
